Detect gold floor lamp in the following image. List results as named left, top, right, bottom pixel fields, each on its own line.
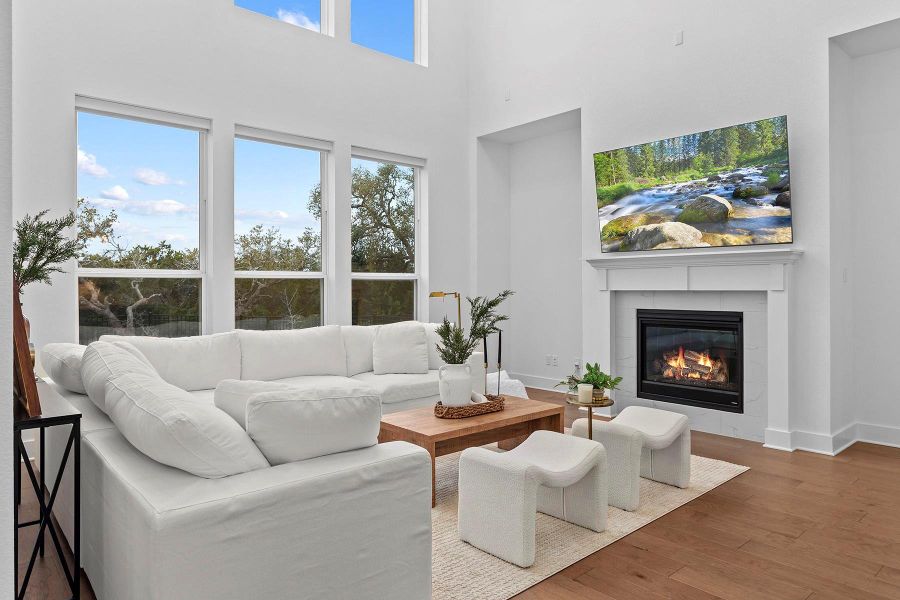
left=428, top=291, right=461, bottom=326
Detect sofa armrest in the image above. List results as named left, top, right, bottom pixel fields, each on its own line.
left=81, top=429, right=432, bottom=600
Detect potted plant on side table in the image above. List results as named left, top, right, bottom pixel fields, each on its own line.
left=435, top=290, right=513, bottom=408
left=559, top=362, right=623, bottom=404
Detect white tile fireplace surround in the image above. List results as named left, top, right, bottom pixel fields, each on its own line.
left=584, top=247, right=803, bottom=451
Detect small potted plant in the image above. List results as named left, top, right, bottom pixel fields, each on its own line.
left=435, top=290, right=513, bottom=406
left=558, top=362, right=622, bottom=403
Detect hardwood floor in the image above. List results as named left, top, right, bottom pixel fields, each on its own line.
left=519, top=388, right=900, bottom=600
left=16, top=388, right=900, bottom=600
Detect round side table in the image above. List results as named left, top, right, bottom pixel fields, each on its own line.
left=565, top=394, right=614, bottom=440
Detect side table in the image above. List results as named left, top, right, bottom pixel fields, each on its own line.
left=565, top=394, right=614, bottom=440
left=14, top=384, right=81, bottom=600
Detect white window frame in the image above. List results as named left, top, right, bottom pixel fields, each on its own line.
left=233, top=125, right=333, bottom=327
left=349, top=0, right=427, bottom=66
left=349, top=147, right=426, bottom=324
left=233, top=0, right=333, bottom=37
left=74, top=96, right=211, bottom=334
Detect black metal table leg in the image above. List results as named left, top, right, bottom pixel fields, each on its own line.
left=39, top=427, right=45, bottom=557
left=73, top=421, right=80, bottom=599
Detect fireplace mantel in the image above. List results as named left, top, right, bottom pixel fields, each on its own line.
left=585, top=247, right=803, bottom=292
left=586, top=247, right=803, bottom=270
left=583, top=246, right=803, bottom=452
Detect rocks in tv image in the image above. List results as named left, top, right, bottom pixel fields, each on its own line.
left=594, top=116, right=792, bottom=252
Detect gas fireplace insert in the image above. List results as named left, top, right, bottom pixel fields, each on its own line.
left=636, top=309, right=743, bottom=413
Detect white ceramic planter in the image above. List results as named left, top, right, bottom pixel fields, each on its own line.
left=439, top=363, right=472, bottom=406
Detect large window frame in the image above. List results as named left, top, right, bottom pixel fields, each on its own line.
left=350, top=147, right=427, bottom=324
left=74, top=96, right=211, bottom=336
left=233, top=125, right=332, bottom=327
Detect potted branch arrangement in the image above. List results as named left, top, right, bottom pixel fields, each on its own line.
left=13, top=209, right=84, bottom=339
left=435, top=290, right=513, bottom=408
left=558, top=362, right=623, bottom=404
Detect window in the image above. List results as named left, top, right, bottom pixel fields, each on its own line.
left=235, top=0, right=322, bottom=33
left=350, top=156, right=418, bottom=325
left=76, top=109, right=205, bottom=344
left=234, top=133, right=326, bottom=330
left=351, top=0, right=415, bottom=62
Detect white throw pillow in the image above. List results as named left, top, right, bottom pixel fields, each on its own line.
left=341, top=325, right=379, bottom=376
left=238, top=325, right=347, bottom=380
left=105, top=371, right=269, bottom=478
left=214, top=379, right=298, bottom=426
left=245, top=386, right=381, bottom=465
left=80, top=341, right=157, bottom=413
left=41, top=343, right=87, bottom=394
left=373, top=321, right=429, bottom=375
left=423, top=322, right=445, bottom=370
left=100, top=332, right=241, bottom=392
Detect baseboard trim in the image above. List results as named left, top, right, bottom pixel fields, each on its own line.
left=766, top=422, right=900, bottom=455
left=854, top=422, right=900, bottom=449
left=507, top=372, right=562, bottom=392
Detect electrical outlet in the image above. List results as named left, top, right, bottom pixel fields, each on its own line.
left=574, top=359, right=581, bottom=373
left=551, top=355, right=559, bottom=367
left=674, top=30, right=684, bottom=46
left=544, top=354, right=551, bottom=366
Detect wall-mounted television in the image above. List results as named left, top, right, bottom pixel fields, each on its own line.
left=594, top=116, right=792, bottom=252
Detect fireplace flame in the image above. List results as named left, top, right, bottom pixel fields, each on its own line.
left=661, top=346, right=725, bottom=383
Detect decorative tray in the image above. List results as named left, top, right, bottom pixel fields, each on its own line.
left=434, top=395, right=505, bottom=419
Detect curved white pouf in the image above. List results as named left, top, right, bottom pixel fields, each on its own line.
left=573, top=405, right=691, bottom=512
left=457, top=430, right=608, bottom=568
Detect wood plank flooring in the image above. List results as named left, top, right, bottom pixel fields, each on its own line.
left=16, top=388, right=900, bottom=600
left=518, top=388, right=900, bottom=600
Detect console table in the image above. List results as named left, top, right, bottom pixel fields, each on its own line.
left=14, top=382, right=81, bottom=600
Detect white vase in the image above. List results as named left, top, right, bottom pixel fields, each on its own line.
left=469, top=352, right=486, bottom=395
left=439, top=364, right=472, bottom=407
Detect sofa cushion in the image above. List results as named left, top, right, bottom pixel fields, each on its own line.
left=105, top=371, right=269, bottom=478
left=423, top=322, right=445, bottom=370
left=100, top=332, right=241, bottom=392
left=245, top=386, right=381, bottom=465
left=341, top=325, right=379, bottom=376
left=351, top=370, right=440, bottom=404
left=81, top=341, right=157, bottom=414
left=238, top=325, right=347, bottom=380
left=214, top=376, right=361, bottom=426
left=373, top=321, right=429, bottom=375
left=41, top=343, right=87, bottom=394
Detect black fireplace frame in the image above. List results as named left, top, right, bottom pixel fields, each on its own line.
left=636, top=309, right=743, bottom=414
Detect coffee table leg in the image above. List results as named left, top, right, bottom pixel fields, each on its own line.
left=428, top=443, right=436, bottom=508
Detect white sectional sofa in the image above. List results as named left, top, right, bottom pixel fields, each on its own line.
left=39, top=322, right=450, bottom=600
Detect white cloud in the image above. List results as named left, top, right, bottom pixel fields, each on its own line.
left=100, top=185, right=129, bottom=201
left=276, top=8, right=320, bottom=31
left=77, top=146, right=110, bottom=178
left=235, top=208, right=291, bottom=221
left=87, top=197, right=195, bottom=216
left=134, top=167, right=184, bottom=186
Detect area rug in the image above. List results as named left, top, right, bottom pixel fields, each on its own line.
left=431, top=449, right=748, bottom=600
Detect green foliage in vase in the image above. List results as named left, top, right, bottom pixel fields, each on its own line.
left=435, top=290, right=514, bottom=364
left=558, top=362, right=623, bottom=393
left=14, top=209, right=85, bottom=295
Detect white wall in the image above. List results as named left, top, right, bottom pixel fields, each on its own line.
left=466, top=0, right=900, bottom=449
left=13, top=0, right=472, bottom=348
left=0, top=0, right=14, bottom=590
left=506, top=126, right=581, bottom=387
left=847, top=44, right=900, bottom=446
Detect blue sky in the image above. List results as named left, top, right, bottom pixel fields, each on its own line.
left=77, top=113, right=322, bottom=256
left=77, top=112, right=201, bottom=254
left=235, top=0, right=414, bottom=61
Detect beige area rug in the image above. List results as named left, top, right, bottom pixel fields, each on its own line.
left=432, top=450, right=748, bottom=600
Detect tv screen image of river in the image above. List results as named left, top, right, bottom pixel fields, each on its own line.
left=594, top=116, right=792, bottom=252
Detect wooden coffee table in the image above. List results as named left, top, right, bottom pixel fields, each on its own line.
left=378, top=396, right=565, bottom=506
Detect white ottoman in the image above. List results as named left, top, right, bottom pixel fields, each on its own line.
left=573, top=406, right=690, bottom=512
left=457, top=430, right=607, bottom=568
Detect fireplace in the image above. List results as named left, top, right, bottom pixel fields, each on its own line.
left=636, top=309, right=743, bottom=413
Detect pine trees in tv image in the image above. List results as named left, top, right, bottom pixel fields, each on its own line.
left=594, top=116, right=792, bottom=252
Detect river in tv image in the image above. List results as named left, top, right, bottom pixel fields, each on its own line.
left=595, top=116, right=793, bottom=252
